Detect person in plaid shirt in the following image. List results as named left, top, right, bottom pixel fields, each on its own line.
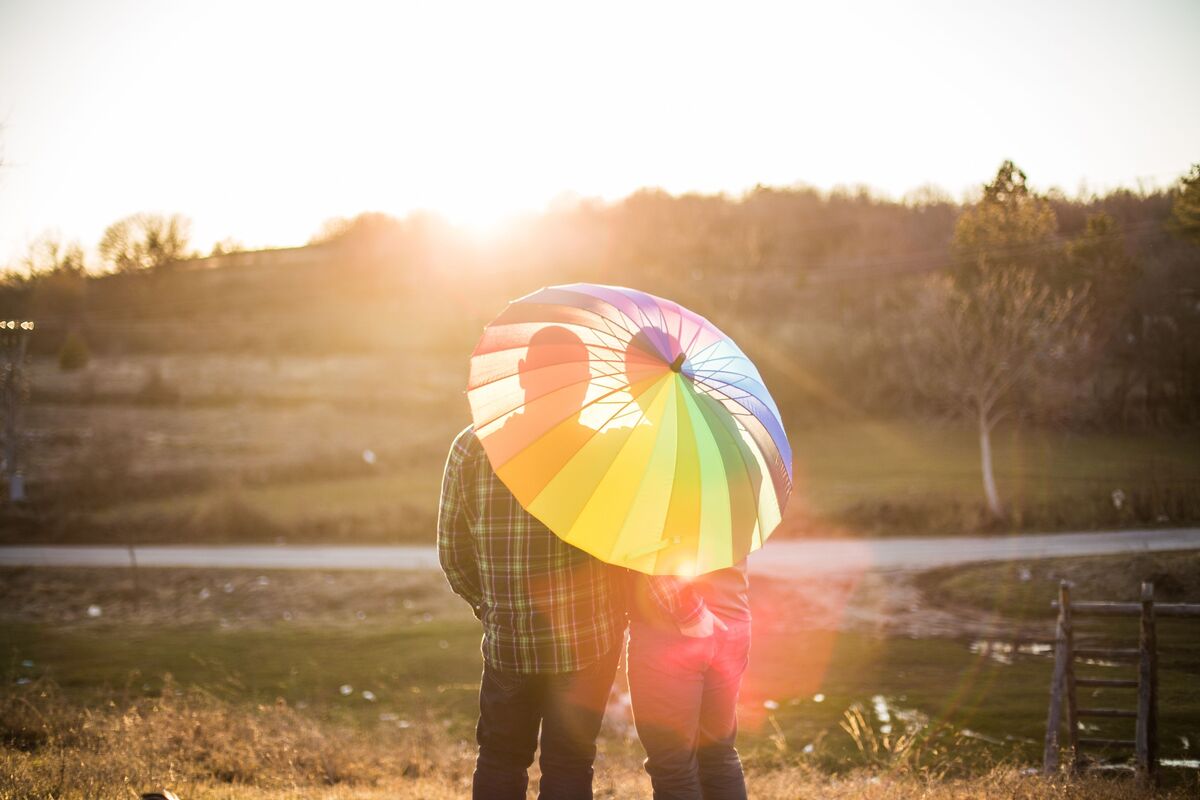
left=440, top=421, right=625, bottom=800
left=439, top=423, right=623, bottom=675
left=439, top=326, right=629, bottom=800
left=439, top=325, right=732, bottom=799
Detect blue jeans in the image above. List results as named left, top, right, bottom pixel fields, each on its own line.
left=628, top=620, right=750, bottom=800
left=473, top=646, right=620, bottom=800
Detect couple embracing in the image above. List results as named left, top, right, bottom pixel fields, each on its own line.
left=438, top=325, right=754, bottom=800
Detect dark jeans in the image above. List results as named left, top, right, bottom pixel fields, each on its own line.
left=628, top=620, right=750, bottom=800
left=473, top=646, right=620, bottom=800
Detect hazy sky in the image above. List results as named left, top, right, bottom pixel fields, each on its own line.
left=1, top=0, right=1197, bottom=265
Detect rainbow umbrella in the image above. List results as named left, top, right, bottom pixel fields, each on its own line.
left=467, top=283, right=792, bottom=575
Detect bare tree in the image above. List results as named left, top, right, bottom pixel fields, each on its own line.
left=21, top=234, right=89, bottom=324
left=22, top=232, right=86, bottom=276
left=1170, top=163, right=1200, bottom=245
left=903, top=269, right=1089, bottom=517
left=99, top=213, right=192, bottom=273
left=209, top=237, right=244, bottom=257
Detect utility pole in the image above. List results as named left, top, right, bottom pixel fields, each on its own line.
left=1, top=320, right=34, bottom=502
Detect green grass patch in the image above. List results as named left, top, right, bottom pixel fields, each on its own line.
left=2, top=619, right=483, bottom=735
left=80, top=470, right=438, bottom=544
left=915, top=551, right=1200, bottom=619
left=790, top=421, right=1200, bottom=536
left=88, top=473, right=421, bottom=527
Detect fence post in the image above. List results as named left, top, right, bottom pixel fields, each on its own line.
left=1063, top=583, right=1079, bottom=771
left=1044, top=580, right=1073, bottom=773
left=1136, top=581, right=1158, bottom=787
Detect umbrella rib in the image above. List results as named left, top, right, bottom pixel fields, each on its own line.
left=672, top=304, right=685, bottom=355
left=472, top=367, right=652, bottom=434
left=691, top=373, right=754, bottom=390
left=684, top=336, right=726, bottom=365
left=688, top=368, right=762, bottom=396
left=691, top=370, right=755, bottom=391
left=653, top=301, right=670, bottom=343
left=600, top=313, right=639, bottom=343
left=691, top=381, right=763, bottom=424
left=693, top=387, right=757, bottom=413
left=483, top=371, right=666, bottom=469
left=708, top=400, right=791, bottom=497
left=529, top=286, right=640, bottom=333
left=631, top=295, right=672, bottom=351
left=569, top=378, right=675, bottom=555
left=524, top=386, right=656, bottom=510
left=689, top=350, right=753, bottom=374
left=537, top=287, right=641, bottom=338
left=696, top=376, right=787, bottom=431
left=693, top=382, right=757, bottom=404
left=500, top=299, right=635, bottom=336
left=689, top=352, right=751, bottom=373
left=691, top=371, right=758, bottom=394
left=472, top=368, right=637, bottom=432
left=681, top=314, right=708, bottom=356
left=474, top=321, right=665, bottom=362
left=556, top=284, right=642, bottom=329
left=469, top=353, right=638, bottom=392
left=669, top=381, right=725, bottom=573
left=690, top=367, right=748, bottom=386
left=475, top=331, right=632, bottom=361
left=691, top=392, right=769, bottom=551
left=483, top=297, right=652, bottom=351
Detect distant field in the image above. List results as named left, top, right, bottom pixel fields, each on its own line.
left=6, top=354, right=1199, bottom=544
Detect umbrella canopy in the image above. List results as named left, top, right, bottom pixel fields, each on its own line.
left=467, top=283, right=792, bottom=575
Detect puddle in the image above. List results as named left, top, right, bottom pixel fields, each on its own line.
left=1092, top=759, right=1200, bottom=771
left=871, top=694, right=892, bottom=734
left=968, top=639, right=1054, bottom=665
left=959, top=728, right=1004, bottom=745
left=866, top=694, right=928, bottom=737
left=1076, top=658, right=1124, bottom=668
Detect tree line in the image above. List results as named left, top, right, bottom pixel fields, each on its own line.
left=3, top=162, right=1198, bottom=444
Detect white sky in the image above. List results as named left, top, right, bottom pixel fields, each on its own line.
left=1, top=0, right=1197, bottom=266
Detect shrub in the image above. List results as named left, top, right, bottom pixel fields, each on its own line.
left=136, top=365, right=181, bottom=405
left=57, top=330, right=91, bottom=371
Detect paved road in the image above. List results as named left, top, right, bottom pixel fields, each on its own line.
left=2, top=528, right=1197, bottom=576
left=749, top=527, right=1200, bottom=578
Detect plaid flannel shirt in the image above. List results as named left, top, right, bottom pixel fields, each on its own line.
left=437, top=426, right=626, bottom=674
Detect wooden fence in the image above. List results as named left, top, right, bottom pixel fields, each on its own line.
left=1043, top=580, right=1200, bottom=785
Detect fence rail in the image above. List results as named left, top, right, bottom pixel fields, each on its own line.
left=1051, top=601, right=1200, bottom=618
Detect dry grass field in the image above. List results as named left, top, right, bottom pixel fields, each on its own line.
left=3, top=678, right=1194, bottom=800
